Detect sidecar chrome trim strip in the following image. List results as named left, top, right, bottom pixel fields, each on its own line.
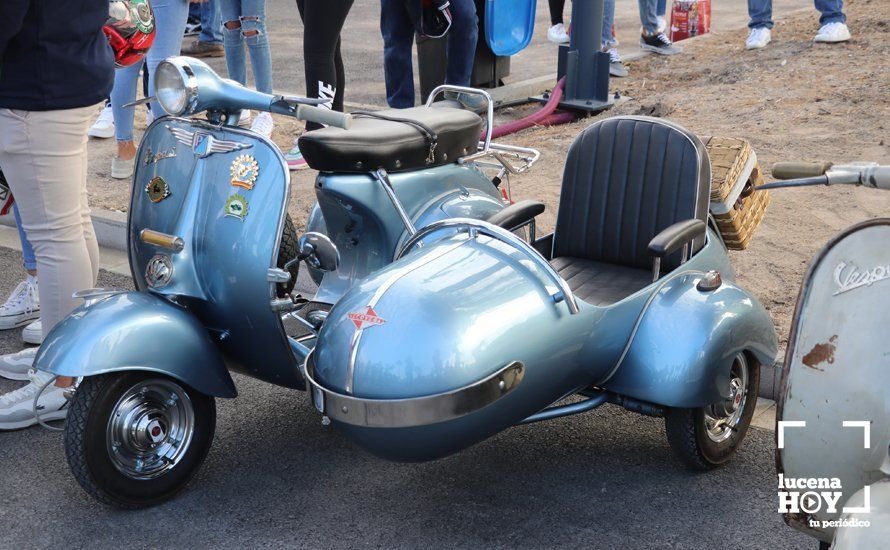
left=306, top=351, right=525, bottom=428
left=344, top=238, right=469, bottom=394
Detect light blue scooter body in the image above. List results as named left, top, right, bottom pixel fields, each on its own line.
left=308, top=163, right=505, bottom=304
left=311, top=227, right=778, bottom=461
left=37, top=117, right=299, bottom=392
left=485, top=0, right=537, bottom=56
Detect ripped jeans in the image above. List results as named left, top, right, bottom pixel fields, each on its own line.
left=220, top=0, right=273, bottom=94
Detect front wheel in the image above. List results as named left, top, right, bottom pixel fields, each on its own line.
left=664, top=352, right=759, bottom=470
left=64, top=372, right=216, bottom=508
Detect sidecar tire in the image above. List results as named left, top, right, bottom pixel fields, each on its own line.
left=277, top=214, right=299, bottom=297
left=664, top=354, right=760, bottom=471
left=65, top=372, right=216, bottom=509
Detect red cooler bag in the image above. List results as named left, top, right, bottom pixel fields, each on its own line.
left=670, top=0, right=711, bottom=42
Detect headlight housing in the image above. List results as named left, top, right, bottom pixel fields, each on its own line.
left=155, top=59, right=198, bottom=116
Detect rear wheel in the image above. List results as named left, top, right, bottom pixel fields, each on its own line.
left=664, top=353, right=759, bottom=470
left=64, top=372, right=216, bottom=508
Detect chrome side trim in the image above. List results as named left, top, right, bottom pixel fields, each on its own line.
left=306, top=351, right=525, bottom=428
left=397, top=218, right=580, bottom=315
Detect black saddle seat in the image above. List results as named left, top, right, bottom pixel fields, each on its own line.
left=297, top=106, right=483, bottom=173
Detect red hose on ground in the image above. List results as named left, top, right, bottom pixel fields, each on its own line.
left=488, top=77, right=572, bottom=140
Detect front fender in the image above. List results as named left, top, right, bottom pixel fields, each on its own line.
left=34, top=292, right=236, bottom=398
left=604, top=273, right=778, bottom=408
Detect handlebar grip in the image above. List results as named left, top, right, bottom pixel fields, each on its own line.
left=296, top=105, right=352, bottom=130
left=771, top=162, right=833, bottom=180
left=870, top=166, right=890, bottom=190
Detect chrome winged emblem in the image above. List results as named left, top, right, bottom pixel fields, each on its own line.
left=168, top=127, right=252, bottom=158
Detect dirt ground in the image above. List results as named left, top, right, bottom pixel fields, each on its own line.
left=84, top=0, right=888, bottom=349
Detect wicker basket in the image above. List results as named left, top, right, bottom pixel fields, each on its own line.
left=705, top=137, right=770, bottom=250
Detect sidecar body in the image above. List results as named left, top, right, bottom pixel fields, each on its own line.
left=307, top=117, right=778, bottom=461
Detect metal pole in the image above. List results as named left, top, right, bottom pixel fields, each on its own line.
left=562, top=0, right=612, bottom=110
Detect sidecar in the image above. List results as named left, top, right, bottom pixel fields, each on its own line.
left=307, top=116, right=778, bottom=465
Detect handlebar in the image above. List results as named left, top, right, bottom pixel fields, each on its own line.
left=295, top=105, right=353, bottom=130
left=760, top=162, right=890, bottom=191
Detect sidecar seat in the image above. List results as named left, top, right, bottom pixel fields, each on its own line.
left=547, top=116, right=711, bottom=306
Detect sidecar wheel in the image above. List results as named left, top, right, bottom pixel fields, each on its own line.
left=664, top=353, right=759, bottom=470
left=64, top=372, right=216, bottom=508
left=277, top=214, right=299, bottom=297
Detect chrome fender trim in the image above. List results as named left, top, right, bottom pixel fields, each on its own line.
left=304, top=351, right=525, bottom=428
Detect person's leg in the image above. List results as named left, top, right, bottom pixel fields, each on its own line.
left=241, top=0, right=274, bottom=94
left=332, top=38, right=346, bottom=113
left=747, top=0, right=774, bottom=29
left=199, top=0, right=223, bottom=44
left=549, top=0, right=566, bottom=25
left=147, top=0, right=191, bottom=119
left=0, top=105, right=99, bottom=383
left=379, top=0, right=417, bottom=108
left=110, top=61, right=141, bottom=166
left=12, top=204, right=37, bottom=275
left=444, top=0, right=479, bottom=88
left=656, top=0, right=666, bottom=16
left=298, top=0, right=354, bottom=128
left=220, top=0, right=248, bottom=87
left=814, top=0, right=845, bottom=25
left=638, top=0, right=659, bottom=34
left=602, top=0, right=616, bottom=48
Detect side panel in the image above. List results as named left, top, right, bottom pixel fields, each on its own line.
left=36, top=293, right=236, bottom=398
left=777, top=220, right=890, bottom=543
left=602, top=234, right=778, bottom=408
left=128, top=118, right=302, bottom=389
left=312, top=163, right=504, bottom=304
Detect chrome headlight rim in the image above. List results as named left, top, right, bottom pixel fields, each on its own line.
left=156, top=57, right=199, bottom=117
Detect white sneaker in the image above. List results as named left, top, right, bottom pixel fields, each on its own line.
left=250, top=112, right=274, bottom=139
left=547, top=23, right=570, bottom=44
left=746, top=27, right=772, bottom=49
left=88, top=106, right=115, bottom=139
left=656, top=15, right=667, bottom=34
left=238, top=109, right=252, bottom=127
left=0, top=347, right=38, bottom=381
left=814, top=22, right=851, bottom=43
left=0, top=276, right=39, bottom=329
left=0, top=369, right=69, bottom=430
left=111, top=156, right=135, bottom=180
left=22, top=320, right=42, bottom=345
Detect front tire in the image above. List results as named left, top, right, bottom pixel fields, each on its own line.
left=65, top=372, right=216, bottom=508
left=664, top=353, right=759, bottom=470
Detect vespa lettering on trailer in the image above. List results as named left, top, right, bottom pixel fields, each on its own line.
left=833, top=261, right=890, bottom=295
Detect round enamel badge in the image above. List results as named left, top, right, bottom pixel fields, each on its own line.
left=230, top=154, right=259, bottom=189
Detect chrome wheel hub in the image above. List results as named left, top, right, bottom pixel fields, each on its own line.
left=703, top=354, right=749, bottom=443
left=106, top=378, right=195, bottom=480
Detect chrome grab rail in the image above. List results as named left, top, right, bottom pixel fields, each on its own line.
left=425, top=84, right=494, bottom=151
left=304, top=350, right=525, bottom=428
left=396, top=218, right=580, bottom=315
left=460, top=142, right=541, bottom=175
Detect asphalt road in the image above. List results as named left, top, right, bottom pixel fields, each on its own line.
left=0, top=244, right=812, bottom=549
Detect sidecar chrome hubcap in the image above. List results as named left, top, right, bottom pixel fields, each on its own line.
left=703, top=354, right=749, bottom=443
left=106, top=378, right=195, bottom=480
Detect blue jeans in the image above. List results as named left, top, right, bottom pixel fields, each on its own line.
left=748, top=0, right=845, bottom=29
left=12, top=204, right=36, bottom=272
left=111, top=0, right=189, bottom=141
left=638, top=0, right=659, bottom=34
left=199, top=0, right=223, bottom=44
left=380, top=0, right=478, bottom=108
left=220, top=0, right=273, bottom=94
left=657, top=0, right=666, bottom=16
left=602, top=0, right=616, bottom=48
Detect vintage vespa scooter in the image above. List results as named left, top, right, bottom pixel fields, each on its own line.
left=34, top=57, right=540, bottom=507
left=769, top=162, right=890, bottom=549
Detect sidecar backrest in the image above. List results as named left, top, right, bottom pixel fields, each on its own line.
left=297, top=106, right=483, bottom=173
left=552, top=116, right=711, bottom=273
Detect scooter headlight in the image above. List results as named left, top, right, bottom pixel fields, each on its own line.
left=155, top=59, right=198, bottom=116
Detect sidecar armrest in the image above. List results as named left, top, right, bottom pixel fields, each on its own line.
left=486, top=200, right=545, bottom=232
left=648, top=219, right=706, bottom=258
